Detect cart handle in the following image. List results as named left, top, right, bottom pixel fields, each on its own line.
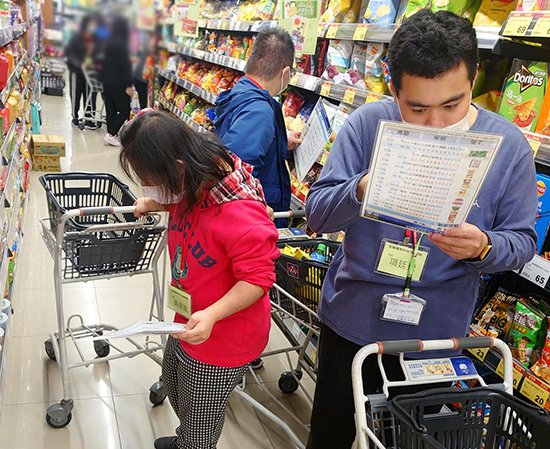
left=273, top=210, right=306, bottom=220
left=63, top=206, right=137, bottom=218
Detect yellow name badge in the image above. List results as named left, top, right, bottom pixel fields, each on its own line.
left=168, top=285, right=192, bottom=319
left=376, top=240, right=429, bottom=282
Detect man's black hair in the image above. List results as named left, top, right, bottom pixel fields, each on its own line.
left=245, top=27, right=295, bottom=80
left=388, top=10, right=479, bottom=94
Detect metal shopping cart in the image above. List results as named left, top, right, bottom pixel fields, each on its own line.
left=234, top=210, right=339, bottom=449
left=81, top=66, right=106, bottom=128
left=39, top=172, right=168, bottom=428
left=352, top=337, right=550, bottom=449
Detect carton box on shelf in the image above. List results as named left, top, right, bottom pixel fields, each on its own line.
left=31, top=134, right=65, bottom=157
left=31, top=155, right=61, bottom=172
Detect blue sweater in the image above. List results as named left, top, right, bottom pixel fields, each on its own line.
left=215, top=78, right=291, bottom=215
left=306, top=99, right=537, bottom=353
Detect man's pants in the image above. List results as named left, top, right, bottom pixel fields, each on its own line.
left=103, top=85, right=130, bottom=136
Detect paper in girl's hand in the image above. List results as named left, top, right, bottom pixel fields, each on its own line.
left=92, top=321, right=187, bottom=340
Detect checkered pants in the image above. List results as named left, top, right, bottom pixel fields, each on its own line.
left=162, top=336, right=249, bottom=449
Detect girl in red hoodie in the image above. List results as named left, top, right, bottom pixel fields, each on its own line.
left=119, top=110, right=279, bottom=449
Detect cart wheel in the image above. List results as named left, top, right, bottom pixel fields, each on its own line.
left=78, top=122, right=85, bottom=130
left=93, top=340, right=110, bottom=358
left=149, top=379, right=167, bottom=406
left=278, top=370, right=303, bottom=394
left=46, top=404, right=72, bottom=428
left=44, top=339, right=56, bottom=361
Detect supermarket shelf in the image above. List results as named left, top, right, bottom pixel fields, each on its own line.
left=500, top=11, right=550, bottom=41
left=289, top=72, right=390, bottom=108
left=0, top=24, right=27, bottom=48
left=527, top=132, right=550, bottom=168
left=319, top=23, right=397, bottom=42
left=198, top=19, right=278, bottom=32
left=474, top=26, right=501, bottom=50
left=1, top=51, right=28, bottom=105
left=514, top=254, right=550, bottom=292
left=157, top=95, right=210, bottom=134
left=157, top=68, right=218, bottom=105
left=160, top=41, right=247, bottom=71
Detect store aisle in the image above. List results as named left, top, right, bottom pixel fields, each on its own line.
left=0, top=95, right=313, bottom=449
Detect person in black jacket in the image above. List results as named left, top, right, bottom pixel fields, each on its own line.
left=100, top=16, right=134, bottom=147
left=65, top=13, right=102, bottom=130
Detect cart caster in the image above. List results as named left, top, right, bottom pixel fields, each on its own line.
left=44, top=339, right=56, bottom=361
left=278, top=370, right=303, bottom=394
left=149, top=379, right=167, bottom=406
left=93, top=339, right=110, bottom=358
left=46, top=403, right=73, bottom=428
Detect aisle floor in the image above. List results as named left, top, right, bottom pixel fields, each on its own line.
left=0, top=94, right=313, bottom=449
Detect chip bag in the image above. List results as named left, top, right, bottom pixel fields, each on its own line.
left=532, top=327, right=550, bottom=382
left=322, top=40, right=353, bottom=82
left=320, top=0, right=352, bottom=23
left=344, top=0, right=363, bottom=22
left=283, top=92, right=306, bottom=118
left=364, top=0, right=400, bottom=24
left=402, top=0, right=431, bottom=20
left=345, top=43, right=368, bottom=89
left=536, top=85, right=550, bottom=137
left=473, top=0, right=519, bottom=27
left=365, top=43, right=388, bottom=94
left=472, top=288, right=518, bottom=339
left=508, top=299, right=546, bottom=366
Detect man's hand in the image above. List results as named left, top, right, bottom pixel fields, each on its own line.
left=133, top=197, right=164, bottom=218
left=356, top=173, right=370, bottom=202
left=428, top=223, right=488, bottom=260
left=287, top=131, right=302, bottom=151
left=266, top=205, right=275, bottom=221
left=172, top=310, right=217, bottom=345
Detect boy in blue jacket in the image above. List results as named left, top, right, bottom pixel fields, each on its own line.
left=306, top=10, right=537, bottom=449
left=215, top=28, right=300, bottom=227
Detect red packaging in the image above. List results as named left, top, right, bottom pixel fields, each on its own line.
left=0, top=107, right=10, bottom=135
left=0, top=53, right=9, bottom=91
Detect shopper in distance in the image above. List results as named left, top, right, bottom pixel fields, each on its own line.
left=118, top=110, right=279, bottom=449
left=305, top=10, right=538, bottom=449
left=214, top=27, right=302, bottom=229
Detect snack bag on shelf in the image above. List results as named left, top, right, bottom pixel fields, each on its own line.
left=498, top=60, right=548, bottom=132
left=175, top=91, right=188, bottom=110
left=258, top=0, right=278, bottom=20
left=431, top=0, right=481, bottom=16
left=364, top=0, right=400, bottom=24
left=321, top=40, right=353, bottom=82
left=365, top=42, right=388, bottom=94
left=473, top=0, right=519, bottom=27
left=473, top=90, right=502, bottom=112
left=536, top=86, right=550, bottom=136
left=320, top=0, right=352, bottom=23
left=295, top=54, right=313, bottom=75
left=532, top=328, right=550, bottom=382
left=283, top=92, right=306, bottom=118
left=313, top=40, right=329, bottom=77
left=401, top=0, right=431, bottom=20
left=471, top=288, right=518, bottom=339
left=344, top=0, right=363, bottom=22
left=342, top=43, right=367, bottom=89
left=508, top=299, right=546, bottom=367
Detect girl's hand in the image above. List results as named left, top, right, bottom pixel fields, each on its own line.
left=172, top=310, right=217, bottom=345
left=133, top=197, right=164, bottom=218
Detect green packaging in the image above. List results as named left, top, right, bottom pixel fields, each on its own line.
left=508, top=299, right=546, bottom=367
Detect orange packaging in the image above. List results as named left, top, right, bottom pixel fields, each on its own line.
left=536, top=86, right=550, bottom=137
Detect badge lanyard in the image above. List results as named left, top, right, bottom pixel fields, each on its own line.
left=402, top=230, right=424, bottom=298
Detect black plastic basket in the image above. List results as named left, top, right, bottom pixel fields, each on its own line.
left=39, top=172, right=152, bottom=234
left=39, top=173, right=164, bottom=278
left=387, top=387, right=550, bottom=449
left=273, top=239, right=340, bottom=322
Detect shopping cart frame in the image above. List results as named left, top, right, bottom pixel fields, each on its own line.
left=352, top=337, right=514, bottom=449
left=40, top=205, right=168, bottom=428
left=81, top=65, right=106, bottom=128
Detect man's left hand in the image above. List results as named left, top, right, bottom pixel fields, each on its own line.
left=428, top=223, right=488, bottom=260
left=287, top=131, right=302, bottom=151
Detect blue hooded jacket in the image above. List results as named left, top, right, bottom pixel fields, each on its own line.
left=215, top=77, right=291, bottom=215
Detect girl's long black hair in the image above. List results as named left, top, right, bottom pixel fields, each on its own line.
left=119, top=110, right=234, bottom=211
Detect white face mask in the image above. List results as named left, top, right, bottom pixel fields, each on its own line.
left=277, top=68, right=289, bottom=96
left=397, top=96, right=472, bottom=131
left=141, top=185, right=184, bottom=205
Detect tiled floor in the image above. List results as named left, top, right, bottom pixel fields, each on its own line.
left=0, top=94, right=313, bottom=448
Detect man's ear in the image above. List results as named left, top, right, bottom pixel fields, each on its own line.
left=389, top=80, right=398, bottom=103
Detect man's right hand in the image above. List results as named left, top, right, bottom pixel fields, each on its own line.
left=356, top=173, right=370, bottom=202
left=133, top=197, right=164, bottom=218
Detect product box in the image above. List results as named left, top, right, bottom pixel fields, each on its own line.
left=535, top=173, right=550, bottom=253
left=498, top=60, right=548, bottom=132
left=31, top=155, right=61, bottom=172
left=536, top=85, right=550, bottom=136
left=31, top=134, right=65, bottom=157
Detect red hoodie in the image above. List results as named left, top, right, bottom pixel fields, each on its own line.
left=166, top=154, right=280, bottom=367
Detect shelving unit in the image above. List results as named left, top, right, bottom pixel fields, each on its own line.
left=157, top=95, right=210, bottom=134
left=157, top=68, right=218, bottom=105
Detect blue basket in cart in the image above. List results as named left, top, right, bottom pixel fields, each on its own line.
left=387, top=387, right=550, bottom=449
left=39, top=173, right=164, bottom=278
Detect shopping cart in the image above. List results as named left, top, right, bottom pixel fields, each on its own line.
left=352, top=336, right=550, bottom=449
left=235, top=210, right=339, bottom=449
left=39, top=173, right=168, bottom=428
left=69, top=64, right=106, bottom=130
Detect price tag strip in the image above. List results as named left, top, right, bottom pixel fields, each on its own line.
left=353, top=24, right=369, bottom=41
left=468, top=346, right=490, bottom=362
left=343, top=87, right=357, bottom=105
left=502, top=12, right=534, bottom=37
left=320, top=82, right=332, bottom=97
left=515, top=255, right=550, bottom=288
left=326, top=24, right=339, bottom=39
left=531, top=14, right=550, bottom=37
left=496, top=359, right=526, bottom=391
left=520, top=372, right=550, bottom=410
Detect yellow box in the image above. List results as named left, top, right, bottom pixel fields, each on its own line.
left=31, top=134, right=66, bottom=157
left=32, top=155, right=61, bottom=172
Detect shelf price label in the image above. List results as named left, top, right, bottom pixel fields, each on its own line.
left=520, top=373, right=550, bottom=409
left=290, top=73, right=300, bottom=86
left=502, top=13, right=533, bottom=36
left=495, top=359, right=525, bottom=390
left=320, top=82, right=332, bottom=97
left=517, top=255, right=550, bottom=288
left=468, top=346, right=489, bottom=362
left=343, top=88, right=356, bottom=105
left=326, top=25, right=339, bottom=39
left=365, top=92, right=381, bottom=104
left=353, top=24, right=369, bottom=41
left=531, top=15, right=550, bottom=37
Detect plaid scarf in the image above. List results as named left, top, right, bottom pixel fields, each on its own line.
left=204, top=152, right=266, bottom=207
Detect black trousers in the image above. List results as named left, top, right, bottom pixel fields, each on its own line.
left=103, top=85, right=130, bottom=136
left=69, top=69, right=97, bottom=121
left=133, top=78, right=148, bottom=109
left=307, top=324, right=449, bottom=449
